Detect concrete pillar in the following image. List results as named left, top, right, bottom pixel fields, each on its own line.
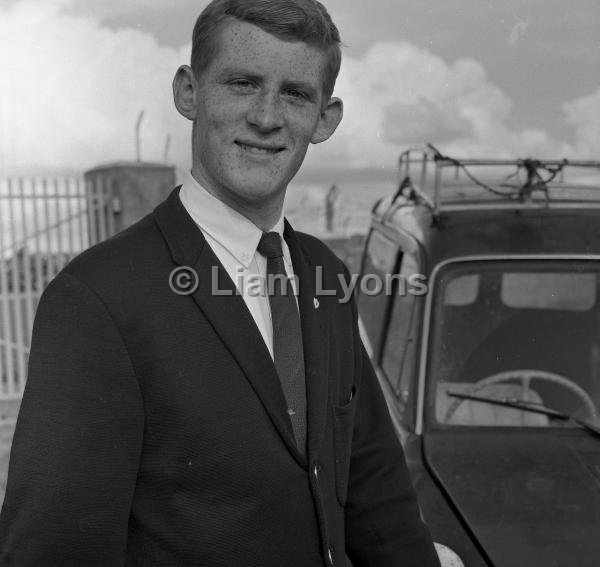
left=84, top=162, right=176, bottom=240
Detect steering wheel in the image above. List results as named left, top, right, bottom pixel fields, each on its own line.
left=445, top=369, right=598, bottom=422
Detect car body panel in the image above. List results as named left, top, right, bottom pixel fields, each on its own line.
left=424, top=431, right=600, bottom=567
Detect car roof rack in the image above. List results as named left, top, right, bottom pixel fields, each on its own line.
left=392, top=144, right=600, bottom=216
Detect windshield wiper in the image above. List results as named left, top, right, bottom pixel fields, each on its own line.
left=446, top=391, right=600, bottom=438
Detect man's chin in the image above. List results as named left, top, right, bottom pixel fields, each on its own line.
left=230, top=172, right=291, bottom=201
left=236, top=184, right=287, bottom=206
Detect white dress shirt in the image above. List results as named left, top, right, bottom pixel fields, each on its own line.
left=179, top=171, right=297, bottom=359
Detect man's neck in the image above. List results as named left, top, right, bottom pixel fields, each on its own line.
left=190, top=169, right=284, bottom=232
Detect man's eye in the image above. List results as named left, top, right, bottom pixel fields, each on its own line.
left=229, top=79, right=255, bottom=89
left=284, top=89, right=308, bottom=101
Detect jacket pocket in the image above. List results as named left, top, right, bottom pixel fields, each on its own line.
left=332, top=385, right=357, bottom=507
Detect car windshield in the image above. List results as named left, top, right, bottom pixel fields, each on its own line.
left=428, top=260, right=600, bottom=428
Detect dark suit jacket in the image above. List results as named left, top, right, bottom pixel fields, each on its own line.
left=0, top=189, right=439, bottom=566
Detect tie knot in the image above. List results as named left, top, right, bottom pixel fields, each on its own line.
left=257, top=231, right=284, bottom=259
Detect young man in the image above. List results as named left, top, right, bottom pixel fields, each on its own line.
left=0, top=1, right=440, bottom=565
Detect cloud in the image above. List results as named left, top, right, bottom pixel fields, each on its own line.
left=0, top=0, right=597, bottom=177
left=0, top=0, right=192, bottom=173
left=19, top=0, right=197, bottom=20
left=563, top=87, right=600, bottom=158
left=307, top=42, right=576, bottom=169
left=310, top=41, right=600, bottom=168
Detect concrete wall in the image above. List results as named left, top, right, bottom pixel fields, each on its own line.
left=84, top=162, right=176, bottom=235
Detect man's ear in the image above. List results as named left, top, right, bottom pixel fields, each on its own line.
left=311, top=97, right=343, bottom=144
left=173, top=65, right=198, bottom=121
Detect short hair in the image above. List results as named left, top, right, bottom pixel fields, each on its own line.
left=191, top=0, right=342, bottom=100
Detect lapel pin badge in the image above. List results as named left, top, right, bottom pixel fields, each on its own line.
left=313, top=297, right=320, bottom=309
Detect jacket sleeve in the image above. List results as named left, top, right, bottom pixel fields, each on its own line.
left=344, top=295, right=440, bottom=567
left=0, top=272, right=144, bottom=566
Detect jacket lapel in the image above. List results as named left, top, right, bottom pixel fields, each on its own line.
left=284, top=221, right=330, bottom=460
left=154, top=189, right=304, bottom=465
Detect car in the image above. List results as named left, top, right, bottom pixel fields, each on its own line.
left=357, top=146, right=600, bottom=567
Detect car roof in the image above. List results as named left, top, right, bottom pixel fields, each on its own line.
left=370, top=148, right=600, bottom=270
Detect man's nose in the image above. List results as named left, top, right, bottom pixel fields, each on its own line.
left=247, top=91, right=284, bottom=131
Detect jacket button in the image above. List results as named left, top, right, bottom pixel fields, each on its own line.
left=313, top=463, right=319, bottom=478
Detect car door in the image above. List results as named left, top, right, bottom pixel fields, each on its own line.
left=358, top=226, right=425, bottom=440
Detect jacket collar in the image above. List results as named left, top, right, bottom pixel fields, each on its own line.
left=154, top=188, right=330, bottom=466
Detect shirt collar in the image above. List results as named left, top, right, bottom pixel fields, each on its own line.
left=179, top=171, right=285, bottom=269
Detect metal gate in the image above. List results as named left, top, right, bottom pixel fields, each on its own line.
left=0, top=175, right=115, bottom=399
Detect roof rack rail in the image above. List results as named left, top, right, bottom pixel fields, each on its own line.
left=395, top=145, right=600, bottom=215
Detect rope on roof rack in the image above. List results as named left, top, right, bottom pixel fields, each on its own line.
left=390, top=175, right=434, bottom=210
left=426, top=144, right=522, bottom=199
left=501, top=158, right=569, bottom=201
left=391, top=176, right=414, bottom=204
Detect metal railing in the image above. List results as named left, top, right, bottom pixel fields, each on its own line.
left=0, top=175, right=115, bottom=398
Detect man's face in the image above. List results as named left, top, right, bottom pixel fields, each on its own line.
left=177, top=19, right=342, bottom=222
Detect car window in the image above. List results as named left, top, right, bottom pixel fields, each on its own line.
left=427, top=260, right=600, bottom=428
left=358, top=230, right=400, bottom=359
left=502, top=272, right=595, bottom=311
left=444, top=274, right=479, bottom=306
left=381, top=252, right=420, bottom=396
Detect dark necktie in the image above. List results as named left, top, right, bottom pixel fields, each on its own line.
left=257, top=232, right=306, bottom=455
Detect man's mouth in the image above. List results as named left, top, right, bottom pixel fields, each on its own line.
left=235, top=141, right=285, bottom=156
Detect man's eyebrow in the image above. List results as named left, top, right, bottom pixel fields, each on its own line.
left=217, top=68, right=261, bottom=80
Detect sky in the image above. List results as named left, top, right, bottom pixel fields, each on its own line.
left=0, top=0, right=599, bottom=181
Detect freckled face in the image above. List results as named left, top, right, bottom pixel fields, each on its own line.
left=190, top=20, right=332, bottom=219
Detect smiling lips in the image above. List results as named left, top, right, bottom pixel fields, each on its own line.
left=236, top=141, right=285, bottom=156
